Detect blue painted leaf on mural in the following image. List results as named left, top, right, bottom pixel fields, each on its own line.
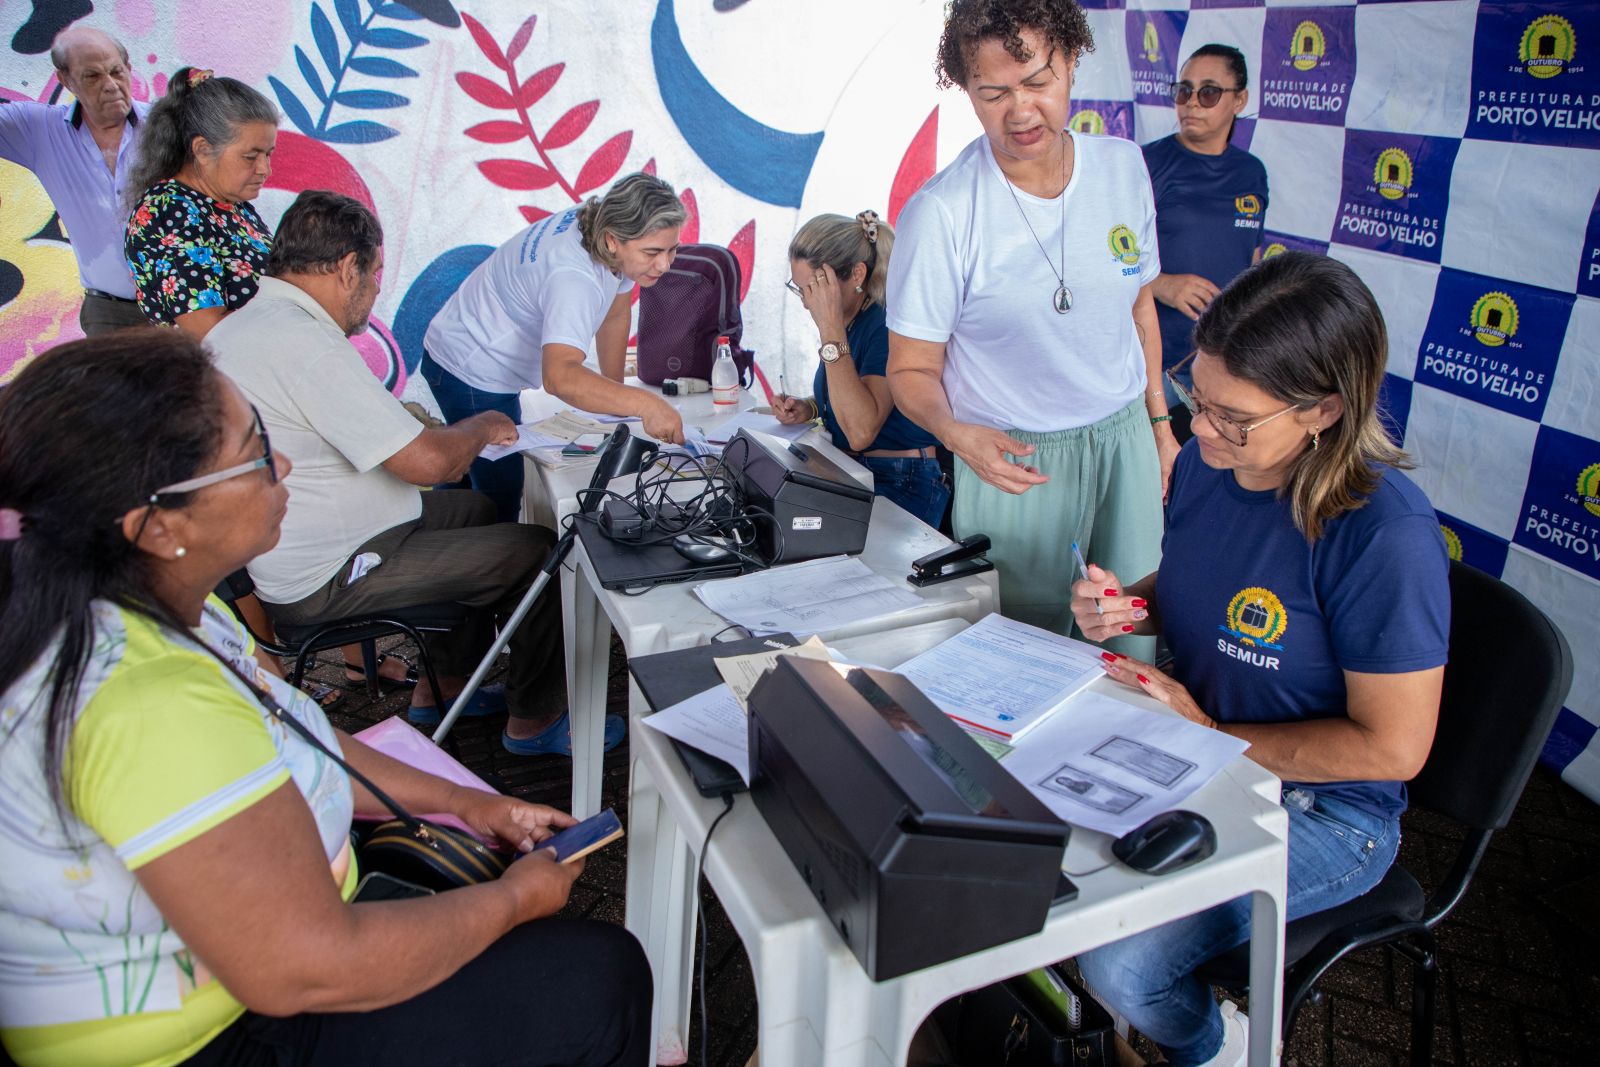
left=348, top=56, right=417, bottom=78
left=268, top=77, right=317, bottom=137
left=335, top=90, right=409, bottom=110
left=294, top=47, right=328, bottom=104
left=321, top=120, right=399, bottom=144
left=392, top=0, right=459, bottom=28
left=334, top=0, right=364, bottom=42
left=375, top=3, right=422, bottom=20
left=311, top=4, right=342, bottom=74
left=364, top=27, right=428, bottom=49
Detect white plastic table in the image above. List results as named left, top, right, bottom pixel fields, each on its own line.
left=625, top=618, right=1290, bottom=1067
left=561, top=496, right=998, bottom=821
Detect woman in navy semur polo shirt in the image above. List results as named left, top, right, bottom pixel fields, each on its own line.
left=1143, top=44, right=1269, bottom=439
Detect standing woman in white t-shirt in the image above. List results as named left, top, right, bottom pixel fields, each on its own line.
left=421, top=173, right=689, bottom=521
left=887, top=0, right=1177, bottom=648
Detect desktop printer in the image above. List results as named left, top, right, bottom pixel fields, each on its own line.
left=747, top=657, right=1070, bottom=980
left=721, top=428, right=874, bottom=564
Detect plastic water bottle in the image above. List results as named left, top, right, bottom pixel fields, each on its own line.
left=711, top=335, right=739, bottom=410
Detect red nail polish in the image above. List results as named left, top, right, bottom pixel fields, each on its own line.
left=1100, top=651, right=1118, bottom=662
left=1131, top=598, right=1148, bottom=608
left=1137, top=674, right=1150, bottom=684
left=1104, top=588, right=1119, bottom=597
left=1122, top=624, right=1134, bottom=633
left=1117, top=653, right=1129, bottom=659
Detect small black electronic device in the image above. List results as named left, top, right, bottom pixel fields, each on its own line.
left=673, top=534, right=736, bottom=564
left=908, top=533, right=995, bottom=587
left=1112, top=810, right=1217, bottom=875
left=533, top=808, right=624, bottom=864
left=748, top=657, right=1070, bottom=980
left=353, top=870, right=434, bottom=902
left=720, top=428, right=873, bottom=564
left=629, top=634, right=801, bottom=796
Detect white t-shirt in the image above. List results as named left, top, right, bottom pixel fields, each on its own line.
left=423, top=207, right=635, bottom=394
left=887, top=130, right=1160, bottom=433
left=209, top=277, right=424, bottom=604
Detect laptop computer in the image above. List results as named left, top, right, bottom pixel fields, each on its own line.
left=628, top=633, right=799, bottom=796
left=575, top=510, right=745, bottom=592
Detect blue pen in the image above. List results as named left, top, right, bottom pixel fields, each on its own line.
left=1071, top=541, right=1103, bottom=615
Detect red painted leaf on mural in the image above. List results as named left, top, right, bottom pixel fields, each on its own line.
left=479, top=158, right=558, bottom=190
left=889, top=107, right=938, bottom=227
left=727, top=220, right=756, bottom=303
left=465, top=120, right=526, bottom=143
left=460, top=13, right=508, bottom=73
left=517, top=64, right=564, bottom=108
left=520, top=205, right=553, bottom=224
left=507, top=14, right=537, bottom=65
left=456, top=72, right=514, bottom=110
left=574, top=131, right=632, bottom=195
left=643, top=157, right=657, bottom=176
left=679, top=188, right=700, bottom=244
left=543, top=101, right=598, bottom=150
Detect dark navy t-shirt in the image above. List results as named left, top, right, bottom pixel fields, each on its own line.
left=1142, top=135, right=1269, bottom=367
left=814, top=302, right=938, bottom=453
left=1155, top=443, right=1449, bottom=820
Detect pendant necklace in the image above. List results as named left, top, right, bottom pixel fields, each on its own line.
left=1000, top=134, right=1072, bottom=314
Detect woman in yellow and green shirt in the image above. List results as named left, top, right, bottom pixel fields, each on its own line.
left=0, top=330, right=651, bottom=1067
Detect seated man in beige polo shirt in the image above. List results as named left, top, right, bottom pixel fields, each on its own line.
left=209, top=189, right=623, bottom=756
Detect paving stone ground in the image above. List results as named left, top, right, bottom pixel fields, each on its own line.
left=321, top=637, right=1600, bottom=1067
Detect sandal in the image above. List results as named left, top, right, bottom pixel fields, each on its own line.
left=343, top=653, right=419, bottom=689
left=301, top=681, right=346, bottom=711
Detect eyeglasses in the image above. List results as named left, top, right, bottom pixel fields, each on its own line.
left=147, top=405, right=277, bottom=506
left=1171, top=82, right=1242, bottom=108
left=784, top=279, right=805, bottom=298
left=1165, top=353, right=1301, bottom=448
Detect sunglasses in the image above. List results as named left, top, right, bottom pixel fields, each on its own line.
left=1171, top=82, right=1242, bottom=108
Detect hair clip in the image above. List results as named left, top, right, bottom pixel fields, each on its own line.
left=856, top=210, right=880, bottom=244
left=187, top=68, right=214, bottom=87
left=0, top=507, right=24, bottom=542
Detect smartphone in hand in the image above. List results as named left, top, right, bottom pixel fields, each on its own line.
left=533, top=808, right=624, bottom=864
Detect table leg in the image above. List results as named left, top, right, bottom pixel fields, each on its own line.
left=1247, top=887, right=1287, bottom=1066
left=563, top=563, right=613, bottom=819
left=624, top=749, right=699, bottom=1066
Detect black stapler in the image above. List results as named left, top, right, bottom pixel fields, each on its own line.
left=907, top=533, right=995, bottom=587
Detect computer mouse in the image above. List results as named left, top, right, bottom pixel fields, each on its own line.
left=673, top=535, right=735, bottom=564
left=1112, top=810, right=1217, bottom=876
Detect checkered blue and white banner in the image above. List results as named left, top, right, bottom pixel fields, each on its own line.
left=1103, top=0, right=1599, bottom=802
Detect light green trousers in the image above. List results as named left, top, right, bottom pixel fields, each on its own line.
left=953, top=398, right=1163, bottom=659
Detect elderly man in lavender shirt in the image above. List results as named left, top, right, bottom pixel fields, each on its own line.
left=0, top=26, right=148, bottom=335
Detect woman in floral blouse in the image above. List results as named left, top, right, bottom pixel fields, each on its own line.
left=124, top=67, right=277, bottom=338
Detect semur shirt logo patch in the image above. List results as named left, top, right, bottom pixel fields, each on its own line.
left=1217, top=586, right=1287, bottom=670
left=1108, top=224, right=1143, bottom=275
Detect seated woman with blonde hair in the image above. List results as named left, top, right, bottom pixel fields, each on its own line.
left=776, top=210, right=949, bottom=527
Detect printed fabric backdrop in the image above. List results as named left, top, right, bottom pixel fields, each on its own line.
left=2, top=0, right=1597, bottom=802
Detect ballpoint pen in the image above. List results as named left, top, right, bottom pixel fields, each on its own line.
left=1072, top=541, right=1103, bottom=615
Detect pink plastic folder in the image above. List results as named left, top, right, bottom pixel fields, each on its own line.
left=351, top=717, right=498, bottom=844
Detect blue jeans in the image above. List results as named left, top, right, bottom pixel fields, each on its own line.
left=861, top=455, right=949, bottom=528
left=1076, top=791, right=1400, bottom=1065
left=421, top=352, right=523, bottom=523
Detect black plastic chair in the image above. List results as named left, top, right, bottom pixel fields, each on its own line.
left=214, top=568, right=468, bottom=721
left=1197, top=560, right=1574, bottom=1065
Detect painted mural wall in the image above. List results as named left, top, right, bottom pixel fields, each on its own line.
left=2, top=0, right=1598, bottom=801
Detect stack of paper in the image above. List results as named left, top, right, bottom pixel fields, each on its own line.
left=895, top=614, right=1105, bottom=743
left=705, top=409, right=813, bottom=445
left=1003, top=690, right=1250, bottom=836
left=692, top=555, right=921, bottom=636
left=478, top=425, right=567, bottom=462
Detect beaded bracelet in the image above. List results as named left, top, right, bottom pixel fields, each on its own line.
left=1149, top=414, right=1173, bottom=425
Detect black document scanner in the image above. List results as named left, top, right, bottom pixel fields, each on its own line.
left=748, top=657, right=1070, bottom=980
left=720, top=428, right=874, bottom=564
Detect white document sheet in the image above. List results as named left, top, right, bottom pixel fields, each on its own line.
left=1001, top=689, right=1251, bottom=837
left=705, top=409, right=812, bottom=444
left=639, top=683, right=751, bottom=783
left=531, top=410, right=612, bottom=441
left=713, top=635, right=833, bottom=709
left=478, top=424, right=567, bottom=461
left=895, top=614, right=1106, bottom=743
left=693, top=555, right=922, bottom=636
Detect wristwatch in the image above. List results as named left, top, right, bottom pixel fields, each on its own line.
left=818, top=340, right=849, bottom=364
